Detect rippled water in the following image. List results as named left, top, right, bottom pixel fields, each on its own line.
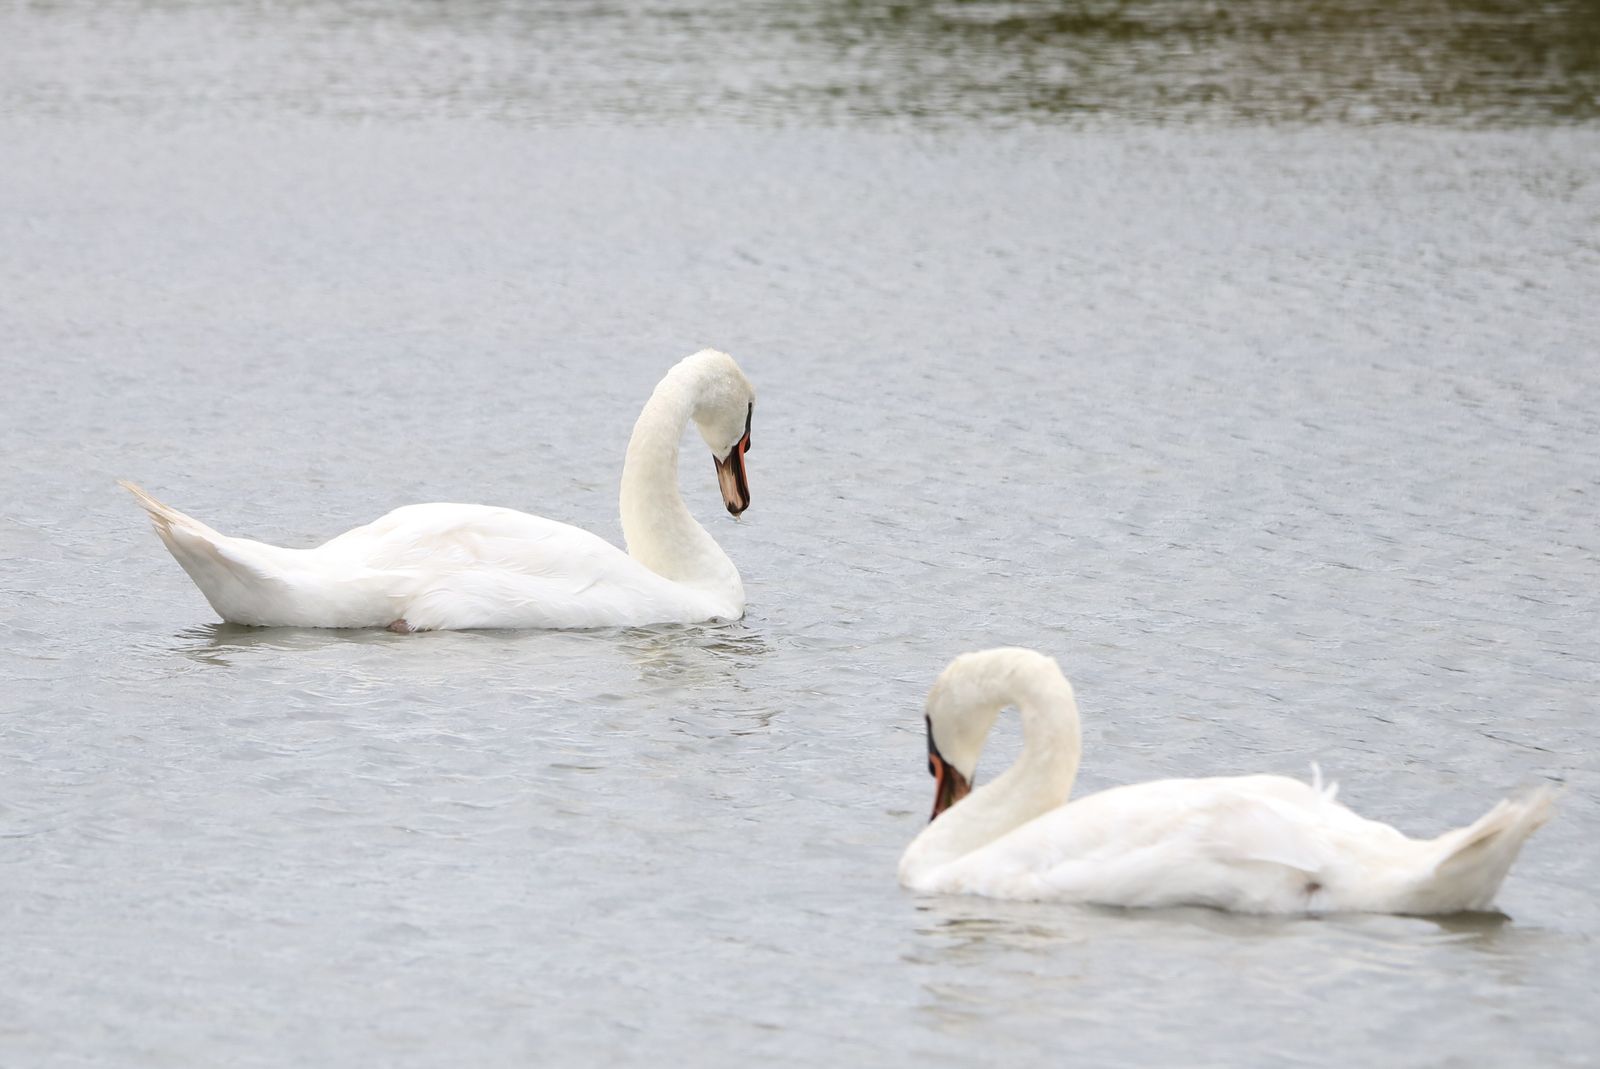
left=6, top=0, right=1600, bottom=125
left=3, top=3, right=1599, bottom=1066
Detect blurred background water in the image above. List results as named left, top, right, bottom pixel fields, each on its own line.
left=6, top=0, right=1600, bottom=125
left=2, top=2, right=1598, bottom=1066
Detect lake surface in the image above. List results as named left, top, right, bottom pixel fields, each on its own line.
left=2, top=2, right=1598, bottom=1066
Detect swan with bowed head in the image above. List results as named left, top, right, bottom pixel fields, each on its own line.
left=122, top=349, right=755, bottom=631
left=900, top=648, right=1555, bottom=915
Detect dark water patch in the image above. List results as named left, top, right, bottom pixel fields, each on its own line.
left=2, top=0, right=1597, bottom=126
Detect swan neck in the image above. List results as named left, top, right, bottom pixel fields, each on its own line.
left=1010, top=669, right=1083, bottom=794
left=618, top=365, right=740, bottom=595
left=901, top=656, right=1082, bottom=883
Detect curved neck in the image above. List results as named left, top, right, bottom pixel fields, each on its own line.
left=618, top=362, right=742, bottom=601
left=901, top=654, right=1083, bottom=884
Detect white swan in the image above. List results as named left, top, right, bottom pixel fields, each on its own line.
left=121, top=349, right=756, bottom=631
left=899, top=648, right=1555, bottom=915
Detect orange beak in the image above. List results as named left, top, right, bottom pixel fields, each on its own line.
left=714, top=404, right=752, bottom=516
left=927, top=717, right=972, bottom=820
left=929, top=752, right=972, bottom=820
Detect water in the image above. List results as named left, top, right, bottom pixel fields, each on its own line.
left=3, top=3, right=1599, bottom=1066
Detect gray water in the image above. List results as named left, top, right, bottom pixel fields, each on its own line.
left=3, top=3, right=1600, bottom=1066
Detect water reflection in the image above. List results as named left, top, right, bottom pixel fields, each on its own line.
left=170, top=621, right=405, bottom=668
left=171, top=618, right=773, bottom=699
left=903, top=897, right=1543, bottom=1053
left=906, top=892, right=1522, bottom=961
left=619, top=622, right=772, bottom=686
left=908, top=894, right=1296, bottom=955
left=617, top=623, right=782, bottom=736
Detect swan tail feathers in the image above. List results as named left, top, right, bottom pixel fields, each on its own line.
left=119, top=480, right=227, bottom=543
left=120, top=481, right=295, bottom=621
left=1412, top=784, right=1558, bottom=914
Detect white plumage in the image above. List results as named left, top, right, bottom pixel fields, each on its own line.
left=122, top=349, right=755, bottom=631
left=900, top=648, right=1555, bottom=915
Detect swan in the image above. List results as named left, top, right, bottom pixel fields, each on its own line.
left=899, top=648, right=1556, bottom=915
left=121, top=349, right=756, bottom=631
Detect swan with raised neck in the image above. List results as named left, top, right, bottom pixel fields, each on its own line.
left=620, top=347, right=752, bottom=605
left=119, top=348, right=756, bottom=630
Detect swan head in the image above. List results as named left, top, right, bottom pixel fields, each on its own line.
left=922, top=648, right=1068, bottom=821
left=923, top=655, right=1000, bottom=820
left=687, top=350, right=756, bottom=516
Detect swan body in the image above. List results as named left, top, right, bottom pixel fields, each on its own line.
left=122, top=349, right=756, bottom=631
left=900, top=649, right=1555, bottom=915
